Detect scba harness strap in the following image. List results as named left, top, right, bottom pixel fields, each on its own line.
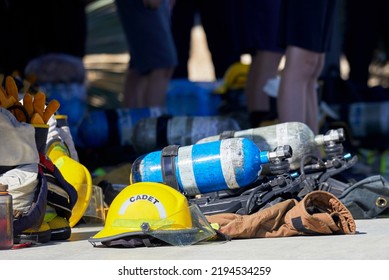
left=161, top=145, right=180, bottom=192
left=13, top=154, right=79, bottom=235
left=39, top=154, right=78, bottom=216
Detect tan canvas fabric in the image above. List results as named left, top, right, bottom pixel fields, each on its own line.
left=285, top=190, right=356, bottom=235
left=206, top=191, right=356, bottom=239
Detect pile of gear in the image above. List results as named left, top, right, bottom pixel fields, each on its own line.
left=84, top=64, right=389, bottom=247
left=0, top=75, right=93, bottom=246
left=2, top=67, right=389, bottom=250
left=91, top=121, right=389, bottom=248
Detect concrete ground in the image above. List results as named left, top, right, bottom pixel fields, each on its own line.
left=1, top=217, right=388, bottom=260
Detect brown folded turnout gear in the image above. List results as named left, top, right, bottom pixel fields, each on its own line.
left=206, top=191, right=356, bottom=239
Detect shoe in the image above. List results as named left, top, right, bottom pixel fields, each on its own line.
left=14, top=221, right=52, bottom=244
left=47, top=216, right=71, bottom=241
left=258, top=118, right=278, bottom=128
left=249, top=111, right=278, bottom=128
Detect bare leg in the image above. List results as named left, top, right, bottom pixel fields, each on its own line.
left=245, top=50, right=283, bottom=113
left=245, top=50, right=283, bottom=127
left=277, top=46, right=323, bottom=134
left=122, top=68, right=148, bottom=108
left=306, top=53, right=325, bottom=134
left=122, top=67, right=174, bottom=108
left=143, top=67, right=175, bottom=108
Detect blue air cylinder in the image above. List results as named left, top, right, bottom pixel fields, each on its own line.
left=77, top=107, right=166, bottom=148
left=130, top=138, right=271, bottom=196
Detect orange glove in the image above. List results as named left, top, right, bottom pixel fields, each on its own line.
left=1, top=75, right=60, bottom=124
left=0, top=76, right=20, bottom=109
left=0, top=86, right=17, bottom=108
left=5, top=76, right=19, bottom=102
left=28, top=91, right=60, bottom=125
left=1, top=76, right=26, bottom=122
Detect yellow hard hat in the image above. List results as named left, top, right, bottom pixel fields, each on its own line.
left=89, top=182, right=215, bottom=247
left=53, top=155, right=93, bottom=227
left=46, top=139, right=71, bottom=162
left=214, top=62, right=250, bottom=94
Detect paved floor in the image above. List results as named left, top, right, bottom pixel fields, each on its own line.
left=1, top=217, right=388, bottom=260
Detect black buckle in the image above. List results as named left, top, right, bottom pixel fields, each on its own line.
left=161, top=145, right=180, bottom=191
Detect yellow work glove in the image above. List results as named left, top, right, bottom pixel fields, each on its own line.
left=0, top=76, right=18, bottom=109
left=1, top=75, right=60, bottom=125
left=26, top=91, right=60, bottom=125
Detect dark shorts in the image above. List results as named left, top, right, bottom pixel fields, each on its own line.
left=115, top=0, right=178, bottom=74
left=236, top=0, right=284, bottom=54
left=171, top=0, right=241, bottom=78
left=279, top=0, right=337, bottom=53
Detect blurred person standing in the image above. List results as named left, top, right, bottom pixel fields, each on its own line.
left=115, top=0, right=178, bottom=108
left=236, top=0, right=284, bottom=127
left=343, top=0, right=389, bottom=88
left=170, top=0, right=240, bottom=80
left=277, top=0, right=337, bottom=134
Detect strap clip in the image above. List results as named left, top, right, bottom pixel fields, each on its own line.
left=161, top=145, right=180, bottom=191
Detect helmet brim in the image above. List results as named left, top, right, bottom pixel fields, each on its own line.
left=89, top=204, right=215, bottom=247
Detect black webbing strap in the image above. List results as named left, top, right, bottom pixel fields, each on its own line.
left=106, top=109, right=119, bottom=145
left=319, top=177, right=349, bottom=197
left=156, top=115, right=173, bottom=149
left=55, top=116, right=67, bottom=128
left=0, top=165, right=17, bottom=174
left=161, top=144, right=180, bottom=191
left=219, top=130, right=235, bottom=140
left=291, top=217, right=319, bottom=235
